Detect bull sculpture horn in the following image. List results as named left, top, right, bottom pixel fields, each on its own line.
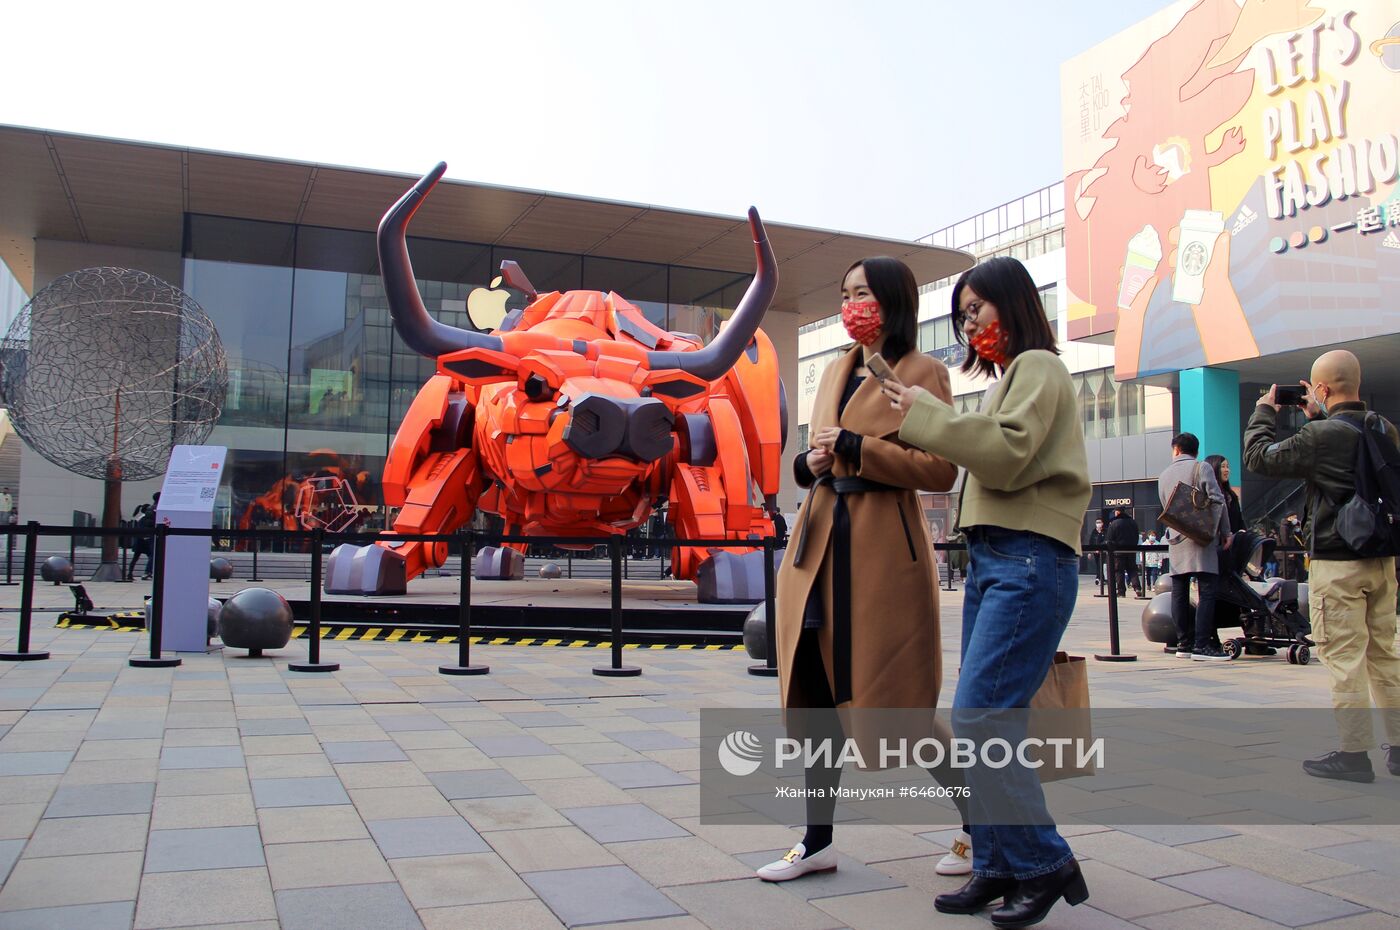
left=646, top=208, right=778, bottom=381
left=377, top=162, right=504, bottom=358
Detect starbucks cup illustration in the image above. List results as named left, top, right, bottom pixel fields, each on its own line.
left=1117, top=225, right=1162, bottom=310
left=1172, top=209, right=1225, bottom=305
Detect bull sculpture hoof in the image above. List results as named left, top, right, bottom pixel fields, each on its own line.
left=474, top=546, right=525, bottom=581
left=696, top=550, right=779, bottom=604
left=324, top=544, right=407, bottom=595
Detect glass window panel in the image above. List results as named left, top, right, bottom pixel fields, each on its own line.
left=583, top=257, right=667, bottom=328
left=186, top=215, right=295, bottom=267
left=1097, top=370, right=1117, bottom=438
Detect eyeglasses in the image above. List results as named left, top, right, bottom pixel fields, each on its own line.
left=954, top=299, right=987, bottom=326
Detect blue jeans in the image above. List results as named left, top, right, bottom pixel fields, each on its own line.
left=955, top=526, right=1078, bottom=880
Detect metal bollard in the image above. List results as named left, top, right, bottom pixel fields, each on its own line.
left=290, top=529, right=338, bottom=673
left=749, top=538, right=779, bottom=677
left=440, top=531, right=488, bottom=676
left=1094, top=547, right=1137, bottom=662
left=594, top=536, right=640, bottom=677
left=130, top=525, right=181, bottom=667
left=2, top=522, right=49, bottom=661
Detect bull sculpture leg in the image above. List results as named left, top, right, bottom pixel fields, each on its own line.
left=669, top=397, right=776, bottom=604
left=324, top=375, right=483, bottom=594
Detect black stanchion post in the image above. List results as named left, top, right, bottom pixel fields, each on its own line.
left=249, top=537, right=262, bottom=582
left=68, top=532, right=75, bottom=571
left=594, top=535, right=640, bottom=677
left=290, top=528, right=338, bottom=673
left=441, top=531, right=488, bottom=676
left=1095, top=547, right=1137, bottom=662
left=2, top=527, right=15, bottom=586
left=749, top=538, right=779, bottom=677
left=129, top=525, right=181, bottom=668
left=944, top=546, right=955, bottom=592
left=2, top=522, right=49, bottom=661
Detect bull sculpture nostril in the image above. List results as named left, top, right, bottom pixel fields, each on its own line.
left=620, top=398, right=676, bottom=463
left=561, top=394, right=674, bottom=463
left=562, top=394, right=627, bottom=459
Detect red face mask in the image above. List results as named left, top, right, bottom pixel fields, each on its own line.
left=842, top=299, right=882, bottom=346
left=969, top=319, right=1010, bottom=367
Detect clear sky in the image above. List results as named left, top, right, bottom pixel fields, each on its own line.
left=4, top=0, right=1173, bottom=241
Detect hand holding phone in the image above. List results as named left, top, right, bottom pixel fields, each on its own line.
left=866, top=353, right=903, bottom=387
left=1274, top=385, right=1305, bottom=406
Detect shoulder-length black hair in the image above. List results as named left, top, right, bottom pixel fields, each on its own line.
left=1203, top=454, right=1235, bottom=496
left=951, top=255, right=1058, bottom=379
left=843, top=256, right=918, bottom=364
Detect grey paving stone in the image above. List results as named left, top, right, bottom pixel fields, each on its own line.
left=429, top=770, right=532, bottom=800
left=0, top=841, right=21, bottom=885
left=145, top=825, right=266, bottom=872
left=251, top=776, right=351, bottom=809
left=587, top=761, right=693, bottom=789
left=1112, top=823, right=1240, bottom=846
left=622, top=706, right=696, bottom=723
left=108, top=683, right=170, bottom=697
left=1315, top=840, right=1400, bottom=877
left=238, top=717, right=310, bottom=736
left=521, top=864, right=686, bottom=926
left=502, top=711, right=579, bottom=729
left=323, top=741, right=408, bottom=763
left=373, top=714, right=449, bottom=732
left=0, top=901, right=135, bottom=930
left=469, top=734, right=559, bottom=758
left=231, top=682, right=291, bottom=694
left=84, top=720, right=165, bottom=740
left=159, top=746, right=246, bottom=769
left=562, top=804, right=691, bottom=843
left=0, top=751, right=73, bottom=776
left=366, top=815, right=490, bottom=858
left=736, top=849, right=905, bottom=901
left=1162, top=865, right=1368, bottom=926
left=274, top=879, right=425, bottom=929
left=45, top=782, right=154, bottom=818
left=605, top=730, right=695, bottom=751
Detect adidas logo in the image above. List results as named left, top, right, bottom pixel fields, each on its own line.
left=1384, top=231, right=1400, bottom=250
left=1232, top=205, right=1258, bottom=235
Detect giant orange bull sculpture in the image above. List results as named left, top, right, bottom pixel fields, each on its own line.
left=325, top=163, right=786, bottom=602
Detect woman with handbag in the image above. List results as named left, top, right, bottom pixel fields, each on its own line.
left=883, top=256, right=1092, bottom=928
left=759, top=256, right=971, bottom=882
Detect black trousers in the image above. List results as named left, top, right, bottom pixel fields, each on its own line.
left=792, top=631, right=969, bottom=828
left=1172, top=572, right=1219, bottom=651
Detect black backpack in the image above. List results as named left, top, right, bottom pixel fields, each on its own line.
left=1333, top=413, right=1400, bottom=558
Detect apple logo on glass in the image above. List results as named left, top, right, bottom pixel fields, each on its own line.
left=467, top=276, right=510, bottom=331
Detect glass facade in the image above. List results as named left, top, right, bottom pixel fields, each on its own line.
left=182, top=214, right=750, bottom=535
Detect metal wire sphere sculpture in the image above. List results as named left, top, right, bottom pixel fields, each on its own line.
left=0, top=267, right=227, bottom=481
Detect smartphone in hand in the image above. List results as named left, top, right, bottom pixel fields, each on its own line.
left=866, top=353, right=904, bottom=387
left=1274, top=385, right=1306, bottom=406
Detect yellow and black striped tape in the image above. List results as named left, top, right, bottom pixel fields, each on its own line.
left=54, top=617, right=743, bottom=650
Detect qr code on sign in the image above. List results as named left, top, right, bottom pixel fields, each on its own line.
left=199, top=487, right=215, bottom=500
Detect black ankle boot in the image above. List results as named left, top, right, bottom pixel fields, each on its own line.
left=934, top=875, right=1017, bottom=914
left=990, top=859, right=1088, bottom=929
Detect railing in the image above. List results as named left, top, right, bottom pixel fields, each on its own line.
left=0, top=522, right=781, bottom=680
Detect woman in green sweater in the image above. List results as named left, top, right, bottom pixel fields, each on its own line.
left=883, top=256, right=1092, bottom=929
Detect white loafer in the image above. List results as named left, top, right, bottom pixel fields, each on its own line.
left=755, top=842, right=838, bottom=881
left=935, top=830, right=973, bottom=876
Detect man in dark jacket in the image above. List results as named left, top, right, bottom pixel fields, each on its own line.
left=1245, top=349, right=1400, bottom=783
left=1088, top=518, right=1107, bottom=588
left=1105, top=508, right=1141, bottom=596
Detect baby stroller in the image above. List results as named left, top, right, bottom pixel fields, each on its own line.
left=1142, top=534, right=1314, bottom=664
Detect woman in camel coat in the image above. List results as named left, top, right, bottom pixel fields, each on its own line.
left=756, top=256, right=964, bottom=883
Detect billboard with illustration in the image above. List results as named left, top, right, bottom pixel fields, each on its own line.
left=1063, top=0, right=1400, bottom=380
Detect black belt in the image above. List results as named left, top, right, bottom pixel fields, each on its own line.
left=792, top=474, right=897, bottom=705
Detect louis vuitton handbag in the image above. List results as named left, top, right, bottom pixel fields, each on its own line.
left=1160, top=461, right=1221, bottom=545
